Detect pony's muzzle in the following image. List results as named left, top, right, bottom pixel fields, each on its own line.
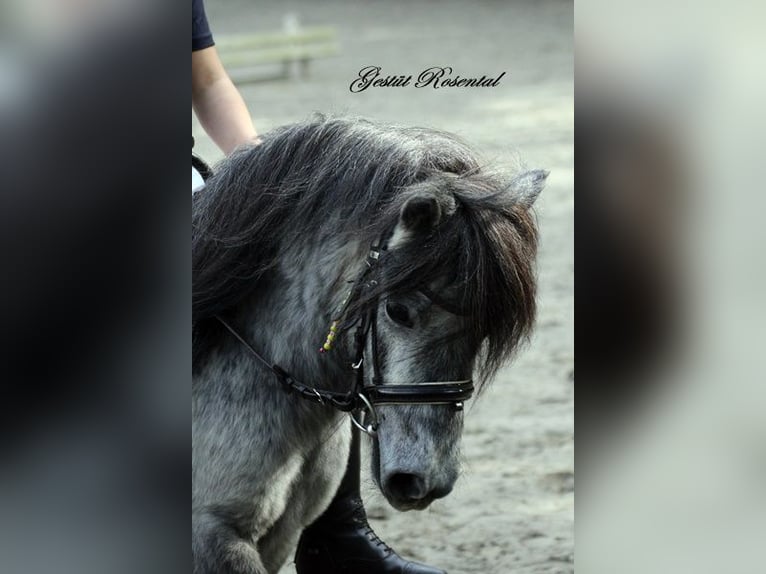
left=383, top=471, right=453, bottom=510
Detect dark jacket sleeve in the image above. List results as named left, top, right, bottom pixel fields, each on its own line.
left=192, top=0, right=215, bottom=52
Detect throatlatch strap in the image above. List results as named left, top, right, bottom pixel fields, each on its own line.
left=215, top=315, right=358, bottom=412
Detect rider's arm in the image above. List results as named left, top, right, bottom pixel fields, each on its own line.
left=192, top=46, right=259, bottom=155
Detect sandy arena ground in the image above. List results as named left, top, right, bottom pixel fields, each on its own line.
left=194, top=1, right=573, bottom=572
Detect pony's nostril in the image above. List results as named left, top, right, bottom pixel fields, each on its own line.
left=386, top=473, right=428, bottom=501
left=430, top=483, right=453, bottom=500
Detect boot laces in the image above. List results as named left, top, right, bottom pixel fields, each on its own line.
left=351, top=504, right=392, bottom=552
left=363, top=523, right=391, bottom=551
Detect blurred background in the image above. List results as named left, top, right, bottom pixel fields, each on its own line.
left=577, top=1, right=766, bottom=573
left=194, top=1, right=574, bottom=573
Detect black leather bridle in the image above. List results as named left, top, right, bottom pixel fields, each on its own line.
left=215, top=243, right=475, bottom=436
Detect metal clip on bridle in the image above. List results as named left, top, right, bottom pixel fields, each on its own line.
left=350, top=392, right=379, bottom=436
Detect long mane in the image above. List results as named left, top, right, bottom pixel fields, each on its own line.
left=193, top=115, right=538, bottom=383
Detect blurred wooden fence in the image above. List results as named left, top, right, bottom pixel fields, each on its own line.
left=217, top=19, right=339, bottom=84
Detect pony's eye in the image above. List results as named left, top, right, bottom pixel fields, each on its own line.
left=385, top=301, right=414, bottom=328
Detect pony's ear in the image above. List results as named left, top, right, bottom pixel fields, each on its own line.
left=389, top=192, right=451, bottom=248
left=401, top=194, right=442, bottom=232
left=511, top=169, right=549, bottom=207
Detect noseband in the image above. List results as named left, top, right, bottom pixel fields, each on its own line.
left=216, top=243, right=474, bottom=436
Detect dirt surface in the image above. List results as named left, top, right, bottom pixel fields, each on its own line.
left=194, top=1, right=573, bottom=572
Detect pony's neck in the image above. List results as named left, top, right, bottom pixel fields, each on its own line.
left=236, top=235, right=368, bottom=392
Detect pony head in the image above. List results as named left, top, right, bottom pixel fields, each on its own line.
left=355, top=168, right=545, bottom=509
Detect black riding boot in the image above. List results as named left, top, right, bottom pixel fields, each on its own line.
left=295, top=423, right=446, bottom=574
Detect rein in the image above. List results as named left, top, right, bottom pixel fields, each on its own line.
left=215, top=243, right=474, bottom=436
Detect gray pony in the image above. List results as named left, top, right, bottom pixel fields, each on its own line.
left=192, top=116, right=545, bottom=573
